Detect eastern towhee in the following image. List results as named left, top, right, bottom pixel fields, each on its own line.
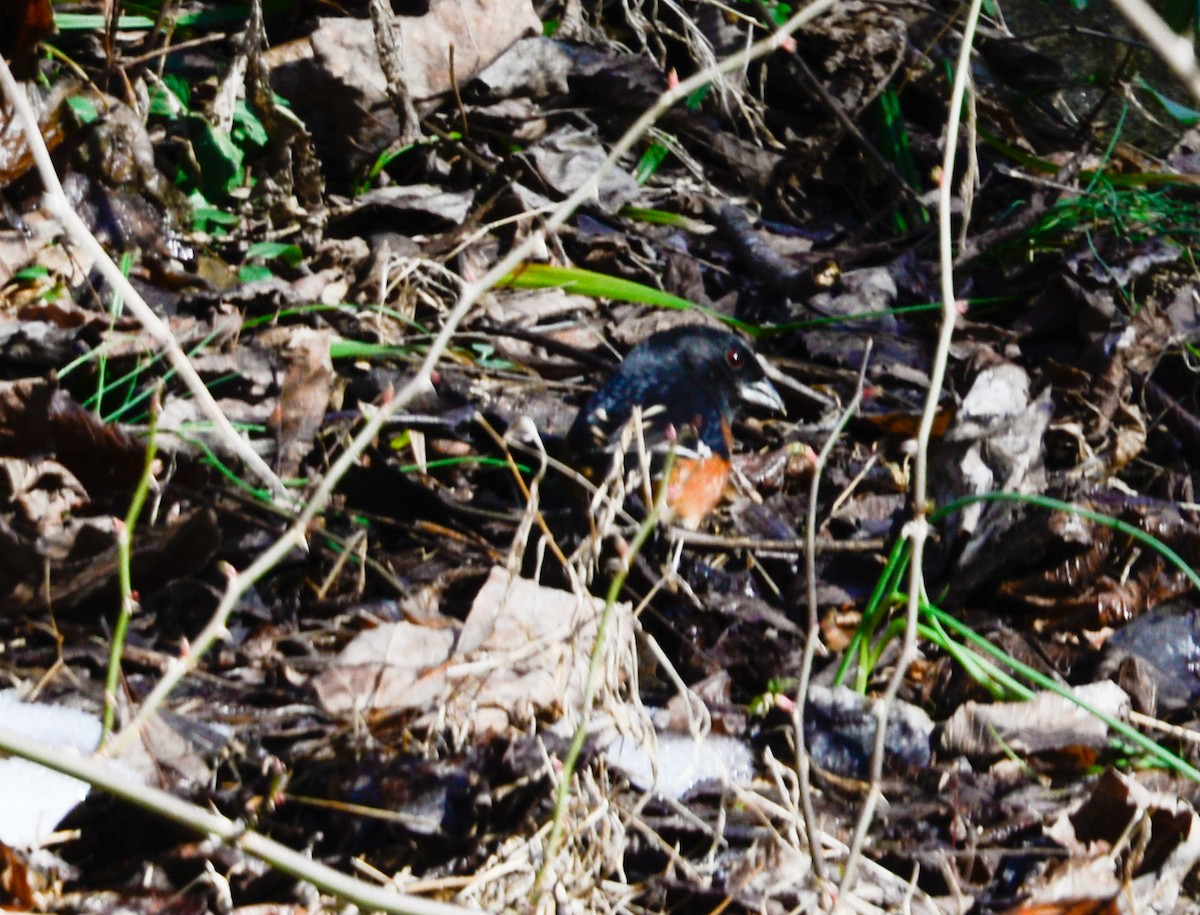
left=569, top=325, right=784, bottom=529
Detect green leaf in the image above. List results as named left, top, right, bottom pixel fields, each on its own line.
left=149, top=75, right=190, bottom=118
left=684, top=84, right=711, bottom=109
left=1140, top=80, right=1200, bottom=126
left=193, top=122, right=245, bottom=197
left=232, top=101, right=268, bottom=148
left=67, top=95, right=99, bottom=125
left=634, top=142, right=670, bottom=184
left=190, top=203, right=240, bottom=234
left=13, top=265, right=50, bottom=282
left=238, top=264, right=275, bottom=283
left=164, top=74, right=191, bottom=107
left=148, top=89, right=178, bottom=119
left=245, top=241, right=303, bottom=265
left=470, top=342, right=515, bottom=370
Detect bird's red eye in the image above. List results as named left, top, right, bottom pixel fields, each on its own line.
left=726, top=346, right=745, bottom=369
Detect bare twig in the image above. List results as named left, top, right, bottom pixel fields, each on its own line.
left=794, top=340, right=871, bottom=884
left=670, top=529, right=884, bottom=553
left=369, top=0, right=422, bottom=143
left=0, top=722, right=477, bottom=915
left=836, top=0, right=984, bottom=904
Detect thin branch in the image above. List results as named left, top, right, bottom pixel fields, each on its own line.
left=794, top=340, right=871, bottom=883
left=0, top=722, right=477, bottom=915
left=369, top=0, right=422, bottom=143
left=836, top=0, right=984, bottom=903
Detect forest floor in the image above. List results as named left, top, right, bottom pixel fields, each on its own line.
left=3, top=0, right=1200, bottom=911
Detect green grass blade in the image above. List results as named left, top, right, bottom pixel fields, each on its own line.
left=497, top=263, right=762, bottom=334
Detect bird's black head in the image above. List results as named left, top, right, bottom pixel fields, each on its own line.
left=665, top=326, right=784, bottom=417
left=569, top=325, right=784, bottom=455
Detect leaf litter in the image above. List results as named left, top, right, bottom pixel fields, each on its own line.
left=2, top=0, right=1200, bottom=911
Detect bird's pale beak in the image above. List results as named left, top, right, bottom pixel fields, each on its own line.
left=739, top=376, right=786, bottom=415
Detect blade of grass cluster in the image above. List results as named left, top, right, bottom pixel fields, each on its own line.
left=873, top=87, right=928, bottom=233
left=91, top=357, right=155, bottom=420
left=180, top=430, right=278, bottom=501
left=66, top=326, right=225, bottom=423
left=832, top=535, right=911, bottom=690
left=978, top=124, right=1200, bottom=189
left=927, top=603, right=1200, bottom=781
left=855, top=584, right=1198, bottom=777
left=841, top=488, right=1200, bottom=780
left=843, top=489, right=1200, bottom=691
left=920, top=612, right=1025, bottom=699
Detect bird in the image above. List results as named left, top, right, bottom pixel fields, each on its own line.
left=568, top=325, right=785, bottom=529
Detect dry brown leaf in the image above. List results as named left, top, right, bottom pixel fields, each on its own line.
left=309, top=0, right=539, bottom=106
left=941, top=682, right=1130, bottom=757
left=261, top=327, right=334, bottom=478
left=313, top=567, right=633, bottom=737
